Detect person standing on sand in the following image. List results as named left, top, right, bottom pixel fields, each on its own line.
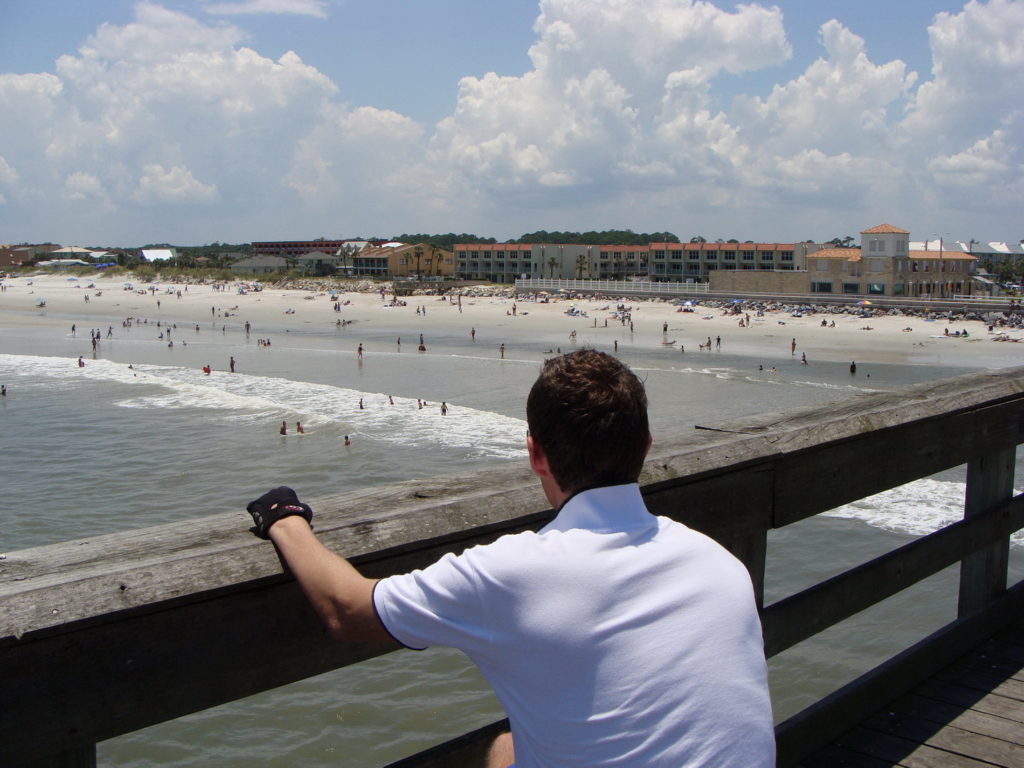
left=791, top=338, right=797, bottom=355
left=246, top=350, right=774, bottom=767
left=500, top=343, right=505, bottom=359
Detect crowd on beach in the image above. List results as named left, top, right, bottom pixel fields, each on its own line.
left=3, top=273, right=1022, bottom=438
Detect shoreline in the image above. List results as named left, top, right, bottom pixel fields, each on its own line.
left=1, top=271, right=1022, bottom=371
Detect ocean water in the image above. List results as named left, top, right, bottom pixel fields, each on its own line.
left=1, top=308, right=1022, bottom=767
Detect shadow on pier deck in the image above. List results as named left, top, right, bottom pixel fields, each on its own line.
left=2, top=367, right=1023, bottom=767
left=801, top=618, right=1024, bottom=767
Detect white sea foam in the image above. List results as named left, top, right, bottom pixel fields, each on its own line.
left=823, top=478, right=1024, bottom=549
left=0, top=354, right=528, bottom=459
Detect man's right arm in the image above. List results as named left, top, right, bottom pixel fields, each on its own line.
left=268, top=516, right=392, bottom=643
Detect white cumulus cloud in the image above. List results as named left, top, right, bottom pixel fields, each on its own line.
left=1, top=0, right=1022, bottom=244
left=135, top=164, right=218, bottom=203
left=203, top=0, right=328, bottom=17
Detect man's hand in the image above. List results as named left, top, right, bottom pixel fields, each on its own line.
left=247, top=486, right=313, bottom=539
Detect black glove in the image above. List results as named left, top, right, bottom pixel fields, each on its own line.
left=247, top=486, right=313, bottom=539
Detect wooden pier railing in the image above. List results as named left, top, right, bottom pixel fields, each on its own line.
left=2, top=367, right=1022, bottom=767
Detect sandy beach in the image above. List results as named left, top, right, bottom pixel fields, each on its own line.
left=2, top=272, right=1022, bottom=371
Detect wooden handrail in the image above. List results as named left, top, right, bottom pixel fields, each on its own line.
left=2, top=367, right=1022, bottom=766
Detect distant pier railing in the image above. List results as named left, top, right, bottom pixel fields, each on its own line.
left=515, top=277, right=710, bottom=296
left=2, top=368, right=1023, bottom=767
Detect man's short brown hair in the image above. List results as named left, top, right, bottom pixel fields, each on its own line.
left=526, top=349, right=649, bottom=493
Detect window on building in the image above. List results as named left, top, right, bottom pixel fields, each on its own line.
left=742, top=251, right=754, bottom=260
left=723, top=251, right=735, bottom=260
left=653, top=250, right=665, bottom=260
left=842, top=282, right=860, bottom=294
left=688, top=252, right=700, bottom=261
left=868, top=283, right=886, bottom=295
left=811, top=281, right=833, bottom=293
left=670, top=250, right=682, bottom=259
left=780, top=252, right=793, bottom=261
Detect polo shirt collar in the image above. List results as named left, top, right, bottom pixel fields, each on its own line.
left=543, top=483, right=654, bottom=533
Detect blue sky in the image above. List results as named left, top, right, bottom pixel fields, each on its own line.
left=1, top=0, right=1021, bottom=246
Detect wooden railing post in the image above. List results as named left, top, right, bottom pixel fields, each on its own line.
left=958, top=445, right=1016, bottom=616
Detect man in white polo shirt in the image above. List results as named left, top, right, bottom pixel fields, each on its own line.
left=248, top=349, right=774, bottom=766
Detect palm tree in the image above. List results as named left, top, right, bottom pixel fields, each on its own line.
left=413, top=246, right=423, bottom=279
left=548, top=256, right=558, bottom=278
left=576, top=254, right=586, bottom=279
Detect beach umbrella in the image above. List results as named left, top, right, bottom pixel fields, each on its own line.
left=857, top=300, right=872, bottom=306
left=66, top=277, right=78, bottom=281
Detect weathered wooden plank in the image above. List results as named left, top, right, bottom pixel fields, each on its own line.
left=889, top=692, right=1024, bottom=744
left=935, top=669, right=1024, bottom=702
left=914, top=679, right=1024, bottom=723
left=773, top=399, right=1023, bottom=527
left=774, top=581, right=1024, bottom=767
left=863, top=710, right=1024, bottom=767
left=764, top=494, right=1024, bottom=656
left=937, top=642, right=1024, bottom=686
left=0, top=578, right=399, bottom=765
left=833, top=726, right=997, bottom=768
left=959, top=445, right=1016, bottom=616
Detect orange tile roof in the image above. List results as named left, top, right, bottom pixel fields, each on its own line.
left=861, top=223, right=910, bottom=234
left=810, top=248, right=862, bottom=261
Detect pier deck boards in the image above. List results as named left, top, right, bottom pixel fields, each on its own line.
left=799, top=618, right=1024, bottom=768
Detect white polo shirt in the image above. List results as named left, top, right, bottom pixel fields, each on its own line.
left=373, top=483, right=775, bottom=767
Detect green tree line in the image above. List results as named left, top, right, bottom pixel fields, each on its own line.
left=515, top=230, right=680, bottom=245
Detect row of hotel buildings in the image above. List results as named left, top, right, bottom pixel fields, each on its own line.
left=6, top=225, right=1017, bottom=299
left=240, top=224, right=1014, bottom=298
